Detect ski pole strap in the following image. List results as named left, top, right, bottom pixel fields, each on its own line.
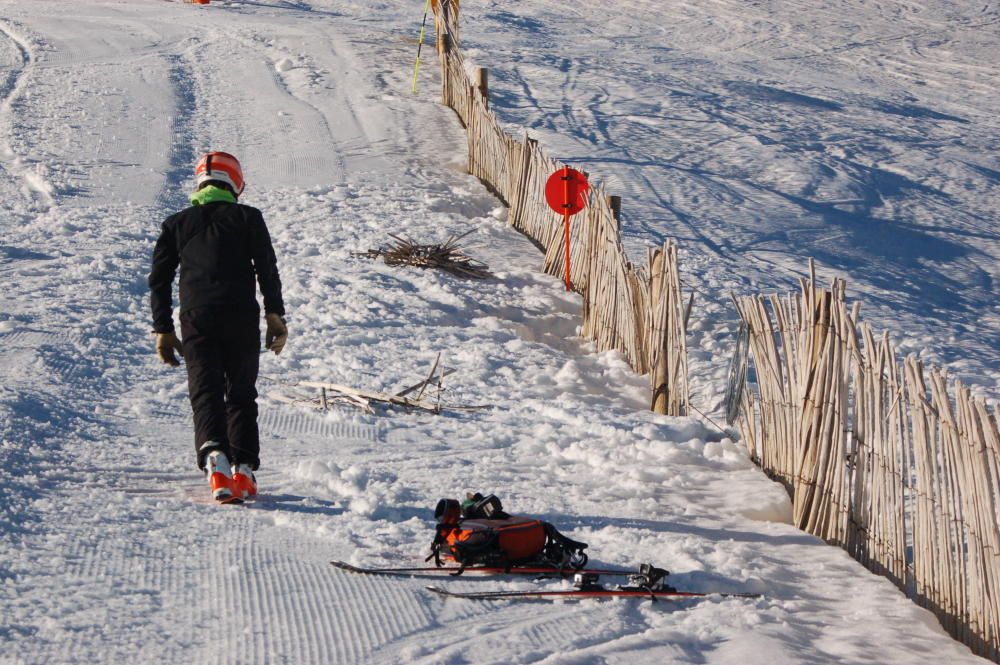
left=426, top=526, right=447, bottom=566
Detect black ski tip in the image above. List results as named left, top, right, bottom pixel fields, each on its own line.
left=216, top=495, right=244, bottom=505
left=330, top=560, right=366, bottom=573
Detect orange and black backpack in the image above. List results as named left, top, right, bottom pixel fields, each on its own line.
left=427, top=493, right=588, bottom=570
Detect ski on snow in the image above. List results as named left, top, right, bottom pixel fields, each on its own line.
left=425, top=585, right=762, bottom=602
left=332, top=561, right=762, bottom=601
left=330, top=560, right=634, bottom=578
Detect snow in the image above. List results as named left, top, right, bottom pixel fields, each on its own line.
left=0, top=0, right=995, bottom=663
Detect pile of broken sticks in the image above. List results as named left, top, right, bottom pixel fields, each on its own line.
left=352, top=231, right=490, bottom=280
left=265, top=355, right=487, bottom=415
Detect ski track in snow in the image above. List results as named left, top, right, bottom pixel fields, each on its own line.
left=0, top=1, right=995, bottom=663
left=0, top=19, right=55, bottom=210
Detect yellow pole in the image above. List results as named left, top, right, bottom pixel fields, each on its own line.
left=411, top=0, right=433, bottom=93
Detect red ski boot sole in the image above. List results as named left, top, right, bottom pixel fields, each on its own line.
left=210, top=472, right=243, bottom=504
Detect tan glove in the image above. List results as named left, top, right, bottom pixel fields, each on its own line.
left=265, top=313, right=287, bottom=355
left=156, top=332, right=184, bottom=367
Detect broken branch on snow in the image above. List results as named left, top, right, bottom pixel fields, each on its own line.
left=264, top=355, right=485, bottom=415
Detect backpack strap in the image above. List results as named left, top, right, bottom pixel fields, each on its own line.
left=542, top=522, right=589, bottom=569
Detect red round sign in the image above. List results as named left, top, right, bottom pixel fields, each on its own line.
left=545, top=167, right=589, bottom=216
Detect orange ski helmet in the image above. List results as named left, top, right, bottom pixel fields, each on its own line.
left=195, top=151, right=245, bottom=195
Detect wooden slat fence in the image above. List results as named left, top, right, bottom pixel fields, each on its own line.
left=734, top=264, right=999, bottom=661
left=431, top=0, right=688, bottom=415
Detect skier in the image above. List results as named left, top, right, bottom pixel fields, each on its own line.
left=148, top=151, right=287, bottom=503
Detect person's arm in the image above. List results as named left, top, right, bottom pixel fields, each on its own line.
left=249, top=209, right=285, bottom=317
left=148, top=220, right=179, bottom=333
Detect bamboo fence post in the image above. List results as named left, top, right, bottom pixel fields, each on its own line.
left=510, top=135, right=535, bottom=231
left=466, top=84, right=476, bottom=169
left=885, top=341, right=907, bottom=587
left=668, top=242, right=689, bottom=414
left=448, top=0, right=460, bottom=45
left=650, top=244, right=669, bottom=414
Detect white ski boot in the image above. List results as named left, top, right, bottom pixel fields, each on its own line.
left=232, top=463, right=257, bottom=500
left=205, top=449, right=240, bottom=504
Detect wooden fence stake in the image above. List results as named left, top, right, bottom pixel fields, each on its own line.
left=607, top=195, right=621, bottom=222
left=476, top=67, right=489, bottom=109
left=439, top=33, right=452, bottom=105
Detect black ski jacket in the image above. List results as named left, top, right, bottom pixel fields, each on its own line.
left=148, top=201, right=284, bottom=334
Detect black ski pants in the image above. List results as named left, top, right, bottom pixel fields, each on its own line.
left=180, top=306, right=261, bottom=471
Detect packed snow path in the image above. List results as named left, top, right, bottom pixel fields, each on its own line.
left=0, top=1, right=993, bottom=664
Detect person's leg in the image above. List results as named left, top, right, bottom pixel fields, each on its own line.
left=223, top=309, right=261, bottom=470
left=181, top=308, right=230, bottom=469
